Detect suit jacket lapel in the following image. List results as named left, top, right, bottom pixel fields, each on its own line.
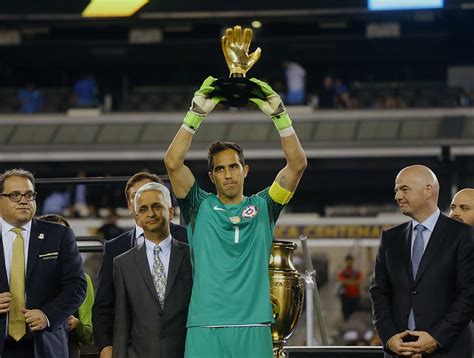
left=133, top=243, right=160, bottom=305
left=413, top=214, right=447, bottom=286
left=165, top=238, right=184, bottom=301
left=0, top=234, right=9, bottom=290
left=403, top=223, right=414, bottom=283
left=130, top=228, right=137, bottom=248
left=26, top=219, right=45, bottom=282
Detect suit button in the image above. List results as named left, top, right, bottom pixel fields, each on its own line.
left=161, top=334, right=166, bottom=339
left=158, top=311, right=163, bottom=316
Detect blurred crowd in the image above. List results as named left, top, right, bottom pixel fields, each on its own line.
left=7, top=61, right=474, bottom=114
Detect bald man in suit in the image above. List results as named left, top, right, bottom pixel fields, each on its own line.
left=450, top=188, right=474, bottom=353
left=370, top=165, right=474, bottom=358
left=450, top=188, right=474, bottom=226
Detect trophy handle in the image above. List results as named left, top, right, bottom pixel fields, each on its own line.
left=211, top=77, right=266, bottom=107
left=270, top=294, right=280, bottom=320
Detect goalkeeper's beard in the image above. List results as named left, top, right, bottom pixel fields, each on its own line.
left=217, top=181, right=242, bottom=201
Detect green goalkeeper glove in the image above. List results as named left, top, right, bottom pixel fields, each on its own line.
left=249, top=78, right=292, bottom=132
left=183, top=76, right=223, bottom=131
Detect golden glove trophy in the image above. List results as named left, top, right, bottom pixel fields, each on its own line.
left=269, top=241, right=304, bottom=358
left=211, top=25, right=266, bottom=107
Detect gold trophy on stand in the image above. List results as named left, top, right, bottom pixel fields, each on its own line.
left=269, top=241, right=305, bottom=358
left=211, top=25, right=266, bottom=107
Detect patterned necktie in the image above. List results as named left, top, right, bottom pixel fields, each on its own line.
left=408, top=224, right=426, bottom=330
left=9, top=227, right=26, bottom=341
left=152, top=245, right=167, bottom=306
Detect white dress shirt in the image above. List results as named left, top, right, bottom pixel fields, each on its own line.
left=2, top=220, right=34, bottom=333
left=2, top=220, right=32, bottom=283
left=144, top=235, right=172, bottom=277
left=135, top=224, right=144, bottom=246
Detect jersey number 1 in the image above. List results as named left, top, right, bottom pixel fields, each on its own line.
left=234, top=226, right=240, bottom=243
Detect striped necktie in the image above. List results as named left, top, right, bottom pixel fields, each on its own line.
left=9, top=227, right=26, bottom=341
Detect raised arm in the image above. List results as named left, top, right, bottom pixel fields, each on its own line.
left=165, top=127, right=196, bottom=199
left=165, top=76, right=222, bottom=199
left=275, top=131, right=307, bottom=193
left=250, top=78, right=307, bottom=194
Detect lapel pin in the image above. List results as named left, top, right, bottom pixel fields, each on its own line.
left=38, top=233, right=45, bottom=240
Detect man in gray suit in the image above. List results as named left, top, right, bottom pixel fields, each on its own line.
left=112, top=182, right=192, bottom=358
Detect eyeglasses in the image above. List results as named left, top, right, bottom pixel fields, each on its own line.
left=0, top=191, right=37, bottom=202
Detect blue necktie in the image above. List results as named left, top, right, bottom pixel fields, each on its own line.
left=408, top=224, right=426, bottom=330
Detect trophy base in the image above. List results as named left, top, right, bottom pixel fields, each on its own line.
left=212, top=77, right=266, bottom=108
left=273, top=341, right=287, bottom=358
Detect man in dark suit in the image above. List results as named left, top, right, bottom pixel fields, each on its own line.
left=93, top=172, right=187, bottom=358
left=370, top=165, right=474, bottom=358
left=113, top=182, right=192, bottom=358
left=450, top=188, right=474, bottom=353
left=450, top=188, right=474, bottom=226
left=0, top=168, right=86, bottom=357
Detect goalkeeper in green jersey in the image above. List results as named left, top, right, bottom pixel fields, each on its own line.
left=164, top=76, right=307, bottom=358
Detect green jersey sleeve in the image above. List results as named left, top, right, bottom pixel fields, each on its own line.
left=177, top=181, right=211, bottom=226
left=256, top=186, right=286, bottom=224
left=73, top=272, right=94, bottom=345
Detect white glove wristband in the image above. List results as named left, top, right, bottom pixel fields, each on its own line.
left=278, top=126, right=295, bottom=137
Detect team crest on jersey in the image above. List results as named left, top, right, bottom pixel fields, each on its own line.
left=242, top=205, right=258, bottom=218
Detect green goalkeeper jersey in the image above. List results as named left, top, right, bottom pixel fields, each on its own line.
left=178, top=182, right=285, bottom=327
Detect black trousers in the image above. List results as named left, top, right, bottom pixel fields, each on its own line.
left=340, top=295, right=360, bottom=321
left=2, top=337, right=35, bottom=358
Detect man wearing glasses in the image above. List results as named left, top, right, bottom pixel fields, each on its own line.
left=0, top=168, right=86, bottom=357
